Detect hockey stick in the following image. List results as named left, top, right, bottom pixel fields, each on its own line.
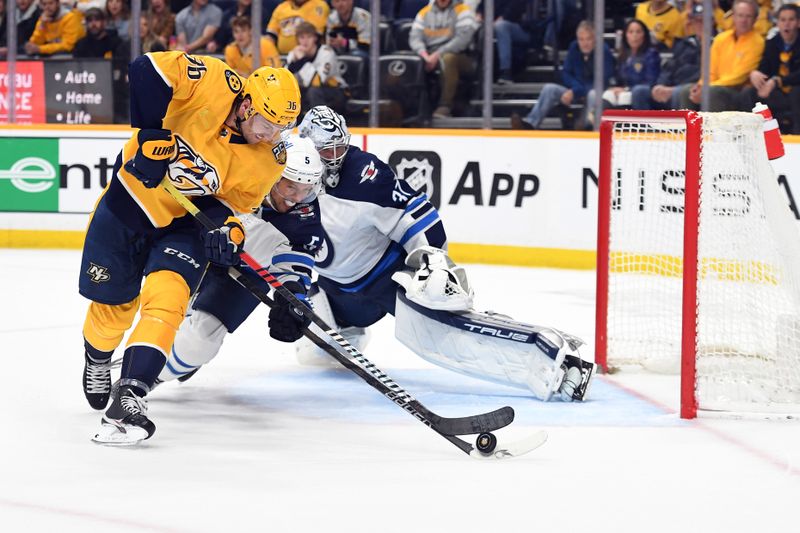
left=225, top=262, right=547, bottom=460
left=161, top=180, right=545, bottom=457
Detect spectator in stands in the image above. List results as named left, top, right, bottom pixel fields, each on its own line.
left=327, top=0, right=370, bottom=59
left=267, top=0, right=329, bottom=54
left=216, top=0, right=271, bottom=56
left=636, top=0, right=684, bottom=50
left=224, top=15, right=281, bottom=77
left=409, top=0, right=477, bottom=118
left=105, top=0, right=130, bottom=39
left=493, top=0, right=533, bottom=84
left=286, top=21, right=348, bottom=114
left=139, top=14, right=167, bottom=53
left=678, top=0, right=764, bottom=112
left=72, top=0, right=107, bottom=15
left=739, top=3, right=800, bottom=133
left=510, top=20, right=614, bottom=130
left=682, top=0, right=725, bottom=35
left=16, top=0, right=43, bottom=50
left=145, top=0, right=175, bottom=49
left=718, top=0, right=773, bottom=37
left=175, top=0, right=223, bottom=53
left=24, top=0, right=85, bottom=55
left=543, top=0, right=581, bottom=50
left=604, top=19, right=660, bottom=110
left=73, top=6, right=122, bottom=58
left=634, top=3, right=706, bottom=111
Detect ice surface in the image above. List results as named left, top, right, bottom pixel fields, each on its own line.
left=0, top=250, right=798, bottom=532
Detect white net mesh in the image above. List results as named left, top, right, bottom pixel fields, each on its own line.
left=605, top=112, right=800, bottom=414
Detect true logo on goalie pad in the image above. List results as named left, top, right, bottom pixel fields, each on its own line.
left=86, top=263, right=110, bottom=283
left=463, top=323, right=531, bottom=343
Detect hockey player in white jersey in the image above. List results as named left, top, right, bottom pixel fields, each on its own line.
left=297, top=106, right=595, bottom=401
left=156, top=135, right=325, bottom=384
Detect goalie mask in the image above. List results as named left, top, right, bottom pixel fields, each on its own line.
left=298, top=106, right=351, bottom=187
left=266, top=135, right=324, bottom=212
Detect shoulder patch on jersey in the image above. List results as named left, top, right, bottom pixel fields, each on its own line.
left=183, top=54, right=207, bottom=80
left=359, top=160, right=378, bottom=183
left=272, top=141, right=287, bottom=164
left=225, top=69, right=243, bottom=93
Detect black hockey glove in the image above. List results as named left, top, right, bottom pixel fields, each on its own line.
left=204, top=216, right=245, bottom=266
left=123, top=128, right=175, bottom=188
left=268, top=282, right=311, bottom=343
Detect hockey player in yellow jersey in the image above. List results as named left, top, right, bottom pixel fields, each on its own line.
left=266, top=0, right=330, bottom=54
left=80, top=51, right=301, bottom=445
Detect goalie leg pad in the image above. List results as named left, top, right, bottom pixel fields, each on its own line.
left=159, top=309, right=227, bottom=382
left=394, top=290, right=592, bottom=401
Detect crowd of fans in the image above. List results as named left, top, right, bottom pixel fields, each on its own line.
left=1, top=0, right=800, bottom=130
left=512, top=0, right=800, bottom=132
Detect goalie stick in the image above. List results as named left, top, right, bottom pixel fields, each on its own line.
left=162, top=179, right=546, bottom=458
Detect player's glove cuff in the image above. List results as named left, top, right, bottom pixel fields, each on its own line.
left=124, top=128, right=174, bottom=188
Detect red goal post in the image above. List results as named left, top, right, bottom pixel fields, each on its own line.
left=595, top=109, right=800, bottom=419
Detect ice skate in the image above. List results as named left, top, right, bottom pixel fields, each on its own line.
left=82, top=352, right=117, bottom=410
left=92, top=385, right=156, bottom=446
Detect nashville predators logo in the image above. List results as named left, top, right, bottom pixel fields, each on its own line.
left=167, top=135, right=221, bottom=195
left=272, top=141, right=287, bottom=164
left=225, top=70, right=242, bottom=94
left=86, top=263, right=110, bottom=283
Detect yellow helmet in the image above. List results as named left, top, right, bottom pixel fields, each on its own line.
left=242, top=67, right=301, bottom=127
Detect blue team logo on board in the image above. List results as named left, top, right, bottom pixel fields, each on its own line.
left=167, top=135, right=221, bottom=196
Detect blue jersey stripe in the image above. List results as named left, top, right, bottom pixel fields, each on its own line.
left=403, top=194, right=428, bottom=214
left=273, top=253, right=315, bottom=268
left=399, top=211, right=440, bottom=246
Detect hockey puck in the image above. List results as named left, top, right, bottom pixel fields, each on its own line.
left=475, top=432, right=497, bottom=454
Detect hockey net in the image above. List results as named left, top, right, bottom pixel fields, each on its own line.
left=596, top=110, right=800, bottom=418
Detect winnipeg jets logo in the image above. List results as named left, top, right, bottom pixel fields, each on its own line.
left=359, top=161, right=378, bottom=183
left=394, top=157, right=434, bottom=196
left=167, top=135, right=221, bottom=196
left=86, top=263, right=110, bottom=283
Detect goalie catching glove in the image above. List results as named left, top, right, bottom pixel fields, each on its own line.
left=268, top=281, right=312, bottom=342
left=204, top=216, right=245, bottom=266
left=123, top=128, right=175, bottom=188
left=392, top=246, right=474, bottom=311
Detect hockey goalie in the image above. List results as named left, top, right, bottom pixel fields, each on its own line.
left=296, top=106, right=595, bottom=401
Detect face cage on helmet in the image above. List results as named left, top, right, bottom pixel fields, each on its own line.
left=318, top=134, right=351, bottom=182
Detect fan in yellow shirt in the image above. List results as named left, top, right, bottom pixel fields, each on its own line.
left=24, top=0, right=85, bottom=55
left=635, top=0, right=684, bottom=49
left=266, top=0, right=330, bottom=54
left=678, top=0, right=765, bottom=111
left=225, top=15, right=282, bottom=76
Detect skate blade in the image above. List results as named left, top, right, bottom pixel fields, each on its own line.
left=91, top=419, right=149, bottom=446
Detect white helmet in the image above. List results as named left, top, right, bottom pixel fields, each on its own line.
left=272, top=134, right=324, bottom=205
left=298, top=106, right=351, bottom=187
